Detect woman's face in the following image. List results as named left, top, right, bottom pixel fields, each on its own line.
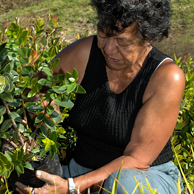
left=97, top=23, right=151, bottom=71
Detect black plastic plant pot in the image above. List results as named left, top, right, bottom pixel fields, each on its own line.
left=9, top=154, right=63, bottom=194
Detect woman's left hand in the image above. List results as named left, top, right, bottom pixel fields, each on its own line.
left=15, top=170, right=68, bottom=194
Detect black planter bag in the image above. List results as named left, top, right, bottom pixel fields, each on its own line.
left=9, top=154, right=63, bottom=193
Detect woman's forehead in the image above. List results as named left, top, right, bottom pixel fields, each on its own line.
left=99, top=23, right=137, bottom=38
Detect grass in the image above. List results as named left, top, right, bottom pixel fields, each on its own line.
left=0, top=0, right=97, bottom=42
left=153, top=0, right=194, bottom=59
left=0, top=0, right=194, bottom=58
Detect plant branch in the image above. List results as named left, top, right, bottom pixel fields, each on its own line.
left=21, top=98, right=31, bottom=144
left=31, top=121, right=42, bottom=146
left=5, top=138, right=18, bottom=148
left=2, top=100, right=25, bottom=146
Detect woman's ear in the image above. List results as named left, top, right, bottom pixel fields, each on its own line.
left=146, top=40, right=152, bottom=47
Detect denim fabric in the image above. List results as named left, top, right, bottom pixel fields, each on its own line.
left=62, top=159, right=182, bottom=194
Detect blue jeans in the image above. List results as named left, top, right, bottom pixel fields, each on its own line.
left=62, top=159, right=183, bottom=194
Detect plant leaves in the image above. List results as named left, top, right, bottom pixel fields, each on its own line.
left=27, top=105, right=44, bottom=113
left=50, top=58, right=60, bottom=69
left=40, top=124, right=48, bottom=137
left=43, top=117, right=56, bottom=131
left=24, top=162, right=34, bottom=171
left=41, top=67, right=52, bottom=76
left=24, top=102, right=36, bottom=108
left=52, top=85, right=67, bottom=94
left=49, top=131, right=57, bottom=142
left=35, top=113, right=45, bottom=123
left=0, top=159, right=6, bottom=176
left=17, top=123, right=26, bottom=133
left=48, top=111, right=62, bottom=123
left=54, top=99, right=74, bottom=108
left=10, top=112, right=22, bottom=123
left=0, top=119, right=12, bottom=132
left=0, top=106, right=6, bottom=117
left=13, top=131, right=19, bottom=144
left=175, top=123, right=186, bottom=130
left=4, top=151, right=13, bottom=162
left=41, top=36, right=47, bottom=46
left=76, top=85, right=86, bottom=94
left=46, top=106, right=54, bottom=115
left=0, top=92, right=13, bottom=102
left=19, top=57, right=29, bottom=64
left=31, top=148, right=40, bottom=154
left=38, top=78, right=52, bottom=87
left=49, top=149, right=55, bottom=160
left=0, top=115, right=3, bottom=124
left=15, top=163, right=24, bottom=175
left=71, top=68, right=79, bottom=81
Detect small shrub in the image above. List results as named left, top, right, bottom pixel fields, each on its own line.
left=172, top=55, right=194, bottom=190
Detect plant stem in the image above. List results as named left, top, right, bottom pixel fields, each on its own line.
left=31, top=121, right=42, bottom=146
left=5, top=138, right=18, bottom=148
left=21, top=98, right=31, bottom=144
left=2, top=100, right=25, bottom=146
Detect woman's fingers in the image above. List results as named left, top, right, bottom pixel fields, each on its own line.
left=35, top=170, right=55, bottom=185
left=15, top=182, right=33, bottom=194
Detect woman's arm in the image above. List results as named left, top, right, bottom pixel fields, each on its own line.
left=72, top=59, right=185, bottom=193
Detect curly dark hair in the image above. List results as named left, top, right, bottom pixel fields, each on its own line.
left=91, top=0, right=171, bottom=41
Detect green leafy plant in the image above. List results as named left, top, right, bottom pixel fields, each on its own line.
left=0, top=16, right=85, bottom=191
left=172, top=55, right=194, bottom=191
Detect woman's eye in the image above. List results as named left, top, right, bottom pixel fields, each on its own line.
left=97, top=31, right=107, bottom=39
left=118, top=44, right=129, bottom=47
left=98, top=34, right=107, bottom=39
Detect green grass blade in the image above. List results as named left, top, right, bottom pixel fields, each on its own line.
left=111, top=162, right=123, bottom=194
left=176, top=173, right=181, bottom=194
left=134, top=176, right=143, bottom=193
left=131, top=182, right=140, bottom=194
left=100, top=187, right=112, bottom=193
left=173, top=145, right=193, bottom=194
left=145, top=178, right=159, bottom=194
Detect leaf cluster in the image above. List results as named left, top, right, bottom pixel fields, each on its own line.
left=0, top=16, right=85, bottom=187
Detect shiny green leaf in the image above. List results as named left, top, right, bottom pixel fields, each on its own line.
left=44, top=117, right=56, bottom=131
left=24, top=162, right=34, bottom=171
left=27, top=105, right=44, bottom=113
left=15, top=163, right=24, bottom=175
left=38, top=78, right=52, bottom=87
left=71, top=68, right=79, bottom=81
left=54, top=99, right=74, bottom=108
left=40, top=124, right=48, bottom=137
left=0, top=92, right=13, bottom=102
left=76, top=85, right=86, bottom=94
left=0, top=106, right=6, bottom=116
left=10, top=112, right=22, bottom=123
left=67, top=83, right=76, bottom=94
left=50, top=58, right=60, bottom=69
left=35, top=113, right=45, bottom=123
left=0, top=119, right=12, bottom=132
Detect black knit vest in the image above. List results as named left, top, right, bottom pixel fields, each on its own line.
left=67, top=36, right=173, bottom=169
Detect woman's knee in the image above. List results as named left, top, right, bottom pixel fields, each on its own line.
left=102, top=169, right=150, bottom=194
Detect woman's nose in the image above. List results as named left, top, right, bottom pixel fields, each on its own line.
left=103, top=38, right=117, bottom=55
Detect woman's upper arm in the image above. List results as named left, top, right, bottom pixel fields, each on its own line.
left=53, top=36, right=94, bottom=84
left=123, top=60, right=185, bottom=169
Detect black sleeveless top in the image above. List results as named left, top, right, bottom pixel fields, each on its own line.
left=67, top=36, right=173, bottom=169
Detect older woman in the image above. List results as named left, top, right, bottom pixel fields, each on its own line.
left=16, top=0, right=185, bottom=194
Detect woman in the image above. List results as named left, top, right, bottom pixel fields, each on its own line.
left=16, top=0, right=185, bottom=193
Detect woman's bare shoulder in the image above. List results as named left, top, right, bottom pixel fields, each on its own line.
left=143, top=59, right=185, bottom=103
left=53, top=35, right=95, bottom=83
